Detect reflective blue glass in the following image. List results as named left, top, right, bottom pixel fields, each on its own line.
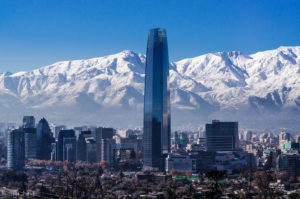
left=143, top=28, right=170, bottom=171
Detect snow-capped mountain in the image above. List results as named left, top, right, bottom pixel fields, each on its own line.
left=1, top=46, right=300, bottom=130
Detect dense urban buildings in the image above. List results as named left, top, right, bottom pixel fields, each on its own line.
left=143, top=28, right=171, bottom=171
left=2, top=114, right=300, bottom=198
left=206, top=120, right=239, bottom=151
left=2, top=29, right=300, bottom=198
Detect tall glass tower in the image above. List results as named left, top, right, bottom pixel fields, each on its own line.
left=143, top=28, right=171, bottom=171
left=7, top=128, right=25, bottom=170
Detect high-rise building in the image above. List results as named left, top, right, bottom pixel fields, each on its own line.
left=101, top=138, right=115, bottom=166
left=7, top=128, right=25, bottom=170
left=57, top=129, right=76, bottom=161
left=77, top=130, right=92, bottom=162
left=24, top=128, right=37, bottom=159
left=277, top=154, right=300, bottom=180
left=36, top=118, right=55, bottom=160
left=63, top=137, right=77, bottom=162
left=296, top=135, right=300, bottom=144
left=23, top=115, right=37, bottom=160
left=206, top=120, right=239, bottom=151
left=86, top=137, right=97, bottom=163
left=190, top=151, right=216, bottom=173
left=96, top=127, right=114, bottom=139
left=96, top=127, right=114, bottom=162
left=244, top=130, right=253, bottom=142
left=143, top=28, right=171, bottom=171
left=23, top=116, right=35, bottom=128
left=51, top=143, right=57, bottom=161
left=54, top=125, right=66, bottom=139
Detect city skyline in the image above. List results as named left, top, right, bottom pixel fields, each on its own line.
left=1, top=1, right=300, bottom=198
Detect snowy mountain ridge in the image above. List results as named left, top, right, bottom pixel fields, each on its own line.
left=1, top=46, right=300, bottom=130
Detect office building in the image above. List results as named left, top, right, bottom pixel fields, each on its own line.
left=121, top=135, right=141, bottom=153
left=96, top=127, right=114, bottom=162
left=283, top=141, right=299, bottom=154
left=143, top=28, right=170, bottom=171
left=23, top=116, right=35, bottom=128
left=86, top=137, right=97, bottom=163
left=101, top=138, right=116, bottom=166
left=36, top=118, right=55, bottom=160
left=206, top=120, right=239, bottom=151
left=244, top=130, right=253, bottom=142
left=115, top=148, right=137, bottom=167
left=51, top=143, right=57, bottom=161
left=7, top=128, right=25, bottom=170
left=63, top=137, right=77, bottom=162
left=77, top=130, right=92, bottom=162
left=165, top=153, right=192, bottom=172
left=57, top=129, right=76, bottom=161
left=54, top=125, right=66, bottom=139
left=277, top=154, right=300, bottom=180
left=24, top=128, right=37, bottom=159
left=120, top=135, right=142, bottom=164
left=190, top=151, right=216, bottom=173
left=179, top=132, right=189, bottom=149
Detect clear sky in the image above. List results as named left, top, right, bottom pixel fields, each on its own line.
left=0, top=0, right=300, bottom=72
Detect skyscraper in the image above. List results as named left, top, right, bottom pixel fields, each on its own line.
left=23, top=115, right=37, bottom=159
left=7, top=128, right=25, bottom=170
left=63, top=137, right=77, bottom=162
left=86, top=137, right=97, bottom=163
left=77, top=130, right=92, bottom=162
left=57, top=129, right=76, bottom=161
left=96, top=127, right=114, bottom=162
left=24, top=128, right=37, bottom=159
left=143, top=28, right=171, bottom=171
left=101, top=138, right=115, bottom=166
left=205, top=120, right=239, bottom=151
left=36, top=118, right=55, bottom=160
left=23, top=116, right=35, bottom=128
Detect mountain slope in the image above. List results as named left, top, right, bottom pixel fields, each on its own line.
left=1, top=47, right=300, bottom=130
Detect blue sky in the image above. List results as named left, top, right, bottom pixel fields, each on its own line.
left=0, top=0, right=300, bottom=72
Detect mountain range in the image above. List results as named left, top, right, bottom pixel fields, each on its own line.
left=1, top=46, right=300, bottom=131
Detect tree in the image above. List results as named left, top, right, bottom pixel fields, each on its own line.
left=166, top=187, right=176, bottom=199
left=288, top=192, right=300, bottom=199
left=255, top=151, right=276, bottom=199
left=205, top=170, right=226, bottom=199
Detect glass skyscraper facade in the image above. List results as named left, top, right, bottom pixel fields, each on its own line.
left=143, top=28, right=170, bottom=171
left=23, top=116, right=35, bottom=128
left=36, top=118, right=55, bottom=160
left=24, top=127, right=37, bottom=159
left=7, top=128, right=25, bottom=170
left=206, top=120, right=239, bottom=151
left=57, top=129, right=76, bottom=161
